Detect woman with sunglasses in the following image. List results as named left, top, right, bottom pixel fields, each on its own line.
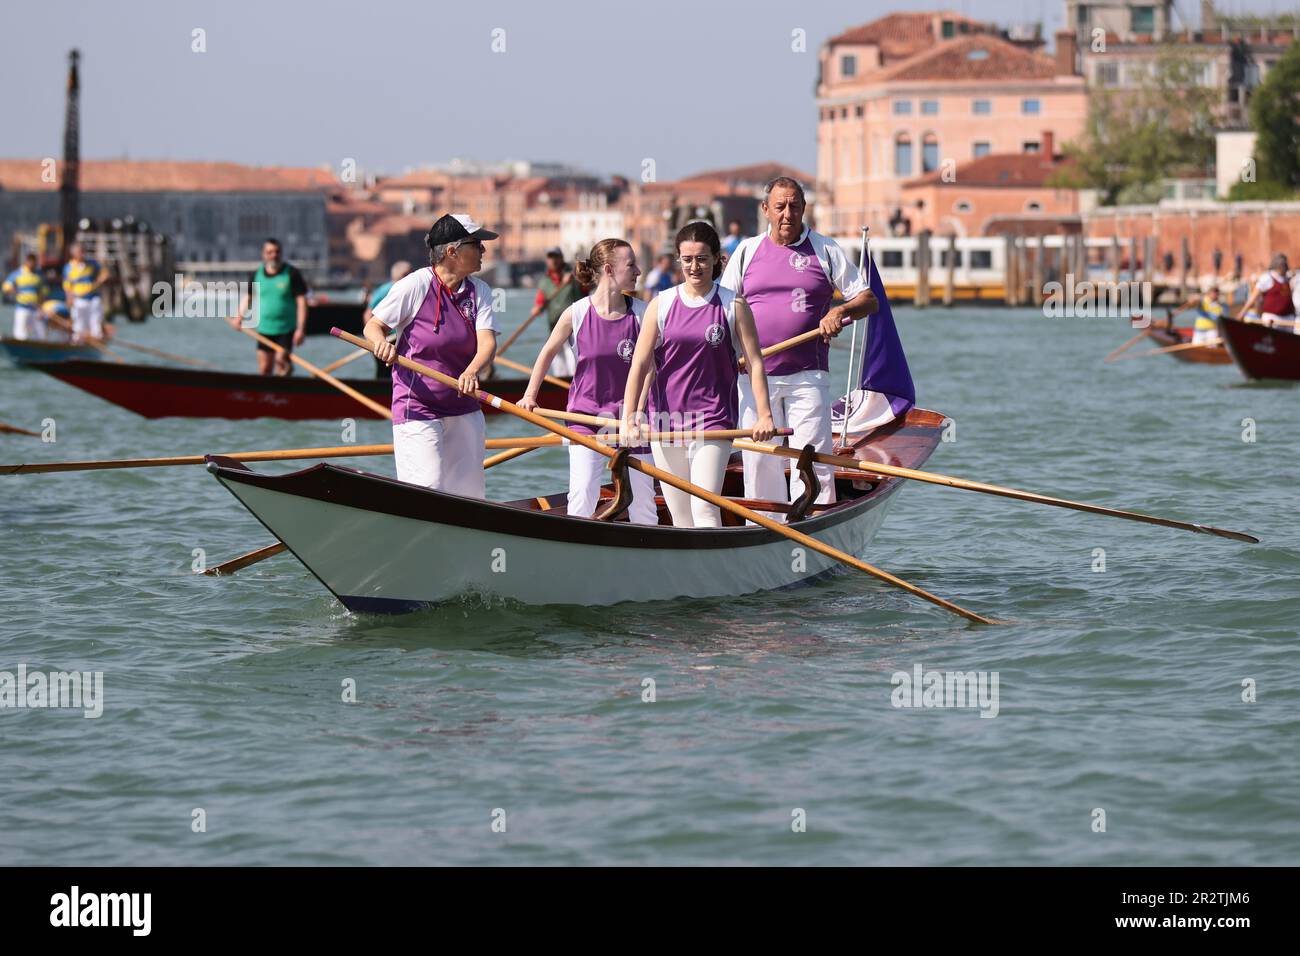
left=366, top=214, right=499, bottom=497
left=620, top=221, right=775, bottom=528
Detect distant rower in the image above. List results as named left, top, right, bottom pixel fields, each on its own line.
left=62, top=243, right=107, bottom=341
left=1238, top=254, right=1298, bottom=333
left=226, top=238, right=309, bottom=375
left=3, top=253, right=48, bottom=340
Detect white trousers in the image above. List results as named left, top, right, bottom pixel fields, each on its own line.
left=737, top=374, right=836, bottom=515
left=1260, top=313, right=1300, bottom=334
left=392, top=412, right=486, bottom=497
left=1191, top=327, right=1218, bottom=345
left=71, top=297, right=104, bottom=339
left=650, top=438, right=731, bottom=527
left=12, top=306, right=42, bottom=341
left=567, top=444, right=658, bottom=524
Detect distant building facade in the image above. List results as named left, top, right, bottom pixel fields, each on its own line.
left=0, top=160, right=331, bottom=277
left=816, top=13, right=1087, bottom=237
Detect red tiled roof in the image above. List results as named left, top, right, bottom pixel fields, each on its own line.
left=903, top=152, right=1074, bottom=189
left=828, top=12, right=989, bottom=61
left=0, top=159, right=336, bottom=192
left=882, top=35, right=1058, bottom=82
left=675, top=162, right=815, bottom=188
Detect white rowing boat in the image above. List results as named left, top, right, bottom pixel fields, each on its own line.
left=205, top=408, right=946, bottom=612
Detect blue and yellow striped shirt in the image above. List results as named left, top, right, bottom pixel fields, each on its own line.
left=63, top=258, right=102, bottom=299
left=3, top=266, right=48, bottom=307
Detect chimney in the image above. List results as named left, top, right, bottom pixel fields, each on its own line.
left=1054, top=30, right=1078, bottom=76
left=1042, top=130, right=1055, bottom=160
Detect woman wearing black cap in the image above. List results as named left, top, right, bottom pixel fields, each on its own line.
left=365, top=214, right=500, bottom=495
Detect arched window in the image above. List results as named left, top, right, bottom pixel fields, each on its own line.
left=894, top=134, right=913, bottom=176
left=1025, top=200, right=1042, bottom=212
left=954, top=200, right=973, bottom=213
left=922, top=133, right=940, bottom=173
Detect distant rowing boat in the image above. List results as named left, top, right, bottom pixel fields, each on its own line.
left=1217, top=316, right=1300, bottom=382
left=30, top=359, right=569, bottom=420
left=1146, top=325, right=1231, bottom=365
left=0, top=337, right=103, bottom=366
left=207, top=407, right=947, bottom=612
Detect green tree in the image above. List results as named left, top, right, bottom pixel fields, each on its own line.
left=1051, top=46, right=1219, bottom=205
left=1247, top=39, right=1300, bottom=190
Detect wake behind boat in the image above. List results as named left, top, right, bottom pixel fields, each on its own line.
left=28, top=358, right=569, bottom=420
left=207, top=408, right=946, bottom=612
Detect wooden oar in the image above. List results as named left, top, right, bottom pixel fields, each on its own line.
left=737, top=317, right=863, bottom=370
left=333, top=326, right=997, bottom=625
left=1112, top=339, right=1219, bottom=361
left=203, top=442, right=535, bottom=575
left=493, top=354, right=571, bottom=389
left=734, top=440, right=1258, bottom=544
left=233, top=325, right=392, bottom=419
left=474, top=427, right=793, bottom=449
left=1103, top=330, right=1151, bottom=363
left=110, top=338, right=216, bottom=369
left=319, top=332, right=397, bottom=374
left=0, top=422, right=41, bottom=437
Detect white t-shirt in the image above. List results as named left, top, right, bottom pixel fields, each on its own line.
left=371, top=269, right=497, bottom=335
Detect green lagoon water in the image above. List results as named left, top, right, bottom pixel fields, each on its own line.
left=1, top=291, right=1297, bottom=865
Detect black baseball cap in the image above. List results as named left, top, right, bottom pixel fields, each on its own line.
left=426, top=213, right=499, bottom=247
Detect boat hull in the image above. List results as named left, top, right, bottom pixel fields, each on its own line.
left=207, top=408, right=947, bottom=611
left=0, top=337, right=102, bottom=365
left=29, top=359, right=568, bottom=420
left=1217, top=316, right=1300, bottom=381
left=1146, top=325, right=1231, bottom=365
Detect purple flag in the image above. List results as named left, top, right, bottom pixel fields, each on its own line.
left=832, top=261, right=915, bottom=428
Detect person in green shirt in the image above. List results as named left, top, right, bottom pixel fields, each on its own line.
left=226, top=237, right=309, bottom=375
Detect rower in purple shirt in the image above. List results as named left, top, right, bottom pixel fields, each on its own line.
left=621, top=221, right=775, bottom=528
left=366, top=214, right=499, bottom=497
left=720, top=177, right=879, bottom=515
left=520, top=238, right=658, bottom=524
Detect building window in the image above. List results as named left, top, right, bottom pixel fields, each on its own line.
left=973, top=141, right=991, bottom=158
left=840, top=107, right=848, bottom=119
left=895, top=134, right=913, bottom=176
left=940, top=248, right=963, bottom=268
left=1077, top=4, right=1089, bottom=26
left=953, top=200, right=973, bottom=213
left=970, top=249, right=993, bottom=269
left=1095, top=62, right=1119, bottom=86
left=854, top=104, right=864, bottom=117
left=921, top=100, right=939, bottom=115
left=893, top=100, right=912, bottom=115
left=942, top=19, right=955, bottom=38
left=841, top=54, right=857, bottom=77
left=1131, top=6, right=1155, bottom=34
left=922, top=134, right=940, bottom=173
left=1022, top=98, right=1041, bottom=115
left=972, top=99, right=991, bottom=114
left=1023, top=141, right=1041, bottom=153
left=1025, top=200, right=1042, bottom=212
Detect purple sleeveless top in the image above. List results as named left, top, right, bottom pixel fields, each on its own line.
left=652, top=284, right=738, bottom=433
left=742, top=234, right=835, bottom=376
left=391, top=270, right=481, bottom=424
left=567, top=295, right=643, bottom=441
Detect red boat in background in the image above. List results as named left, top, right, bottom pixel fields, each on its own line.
left=1217, top=316, right=1300, bottom=382
left=29, top=359, right=569, bottom=420
left=1146, top=324, right=1232, bottom=365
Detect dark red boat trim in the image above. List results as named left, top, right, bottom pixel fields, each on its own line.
left=29, top=359, right=568, bottom=420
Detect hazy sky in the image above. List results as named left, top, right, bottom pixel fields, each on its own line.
left=0, top=0, right=1281, bottom=182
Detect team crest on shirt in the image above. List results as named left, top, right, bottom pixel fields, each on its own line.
left=456, top=294, right=475, bottom=321
left=704, top=323, right=726, bottom=347
left=616, top=338, right=635, bottom=362
left=788, top=252, right=810, bottom=272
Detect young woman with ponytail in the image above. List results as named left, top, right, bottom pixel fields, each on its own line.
left=520, top=239, right=659, bottom=524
